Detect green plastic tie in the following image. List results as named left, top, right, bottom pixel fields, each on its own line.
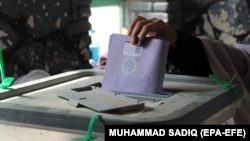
left=209, top=73, right=250, bottom=109
left=0, top=44, right=14, bottom=89
left=209, top=73, right=237, bottom=90
left=72, top=113, right=99, bottom=141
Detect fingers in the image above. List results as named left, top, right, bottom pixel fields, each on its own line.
left=127, top=16, right=147, bottom=45
left=131, top=20, right=152, bottom=45
left=127, top=16, right=146, bottom=36
left=128, top=16, right=168, bottom=45
left=138, top=19, right=164, bottom=39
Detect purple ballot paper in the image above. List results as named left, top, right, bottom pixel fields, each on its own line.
left=101, top=33, right=169, bottom=94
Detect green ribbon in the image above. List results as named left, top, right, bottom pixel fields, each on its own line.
left=72, top=113, right=99, bottom=141
left=0, top=44, right=14, bottom=89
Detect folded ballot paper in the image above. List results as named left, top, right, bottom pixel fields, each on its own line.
left=102, top=33, right=169, bottom=94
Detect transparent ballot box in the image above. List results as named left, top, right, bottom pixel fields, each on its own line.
left=0, top=69, right=241, bottom=140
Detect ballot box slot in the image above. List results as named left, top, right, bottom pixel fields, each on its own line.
left=69, top=82, right=183, bottom=102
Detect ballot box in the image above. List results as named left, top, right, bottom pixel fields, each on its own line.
left=0, top=69, right=241, bottom=141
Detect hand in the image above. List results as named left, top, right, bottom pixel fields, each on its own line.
left=99, top=58, right=106, bottom=69
left=99, top=54, right=107, bottom=70
left=127, top=16, right=177, bottom=46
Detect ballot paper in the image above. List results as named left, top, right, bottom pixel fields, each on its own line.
left=101, top=33, right=169, bottom=94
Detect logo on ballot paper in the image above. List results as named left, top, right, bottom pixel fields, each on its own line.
left=121, top=42, right=141, bottom=75
left=121, top=57, right=137, bottom=75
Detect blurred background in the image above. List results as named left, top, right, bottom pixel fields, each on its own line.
left=0, top=0, right=250, bottom=77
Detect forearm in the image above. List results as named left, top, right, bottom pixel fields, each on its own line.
left=168, top=30, right=212, bottom=76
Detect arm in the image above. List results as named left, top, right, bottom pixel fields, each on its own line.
left=127, top=16, right=212, bottom=76
left=200, top=37, right=250, bottom=124
left=128, top=16, right=250, bottom=124
left=169, top=30, right=212, bottom=76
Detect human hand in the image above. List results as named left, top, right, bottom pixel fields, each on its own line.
left=99, top=53, right=107, bottom=70
left=127, top=16, right=177, bottom=46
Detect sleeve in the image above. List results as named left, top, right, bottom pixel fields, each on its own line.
left=168, top=30, right=212, bottom=76
left=200, top=37, right=250, bottom=124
